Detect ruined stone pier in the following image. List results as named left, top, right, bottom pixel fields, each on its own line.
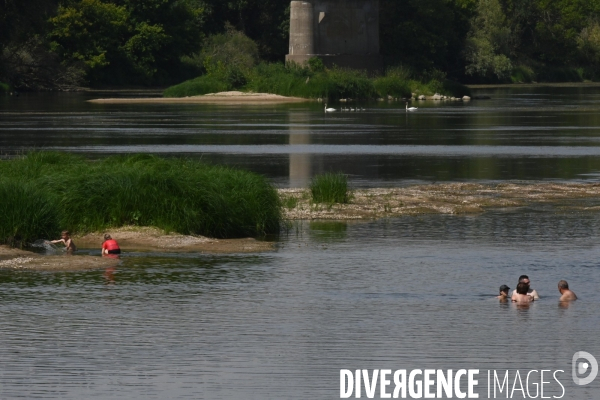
left=286, top=0, right=383, bottom=72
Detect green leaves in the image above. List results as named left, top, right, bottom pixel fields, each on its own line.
left=48, top=0, right=204, bottom=85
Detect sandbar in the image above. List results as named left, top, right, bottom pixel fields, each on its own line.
left=0, top=246, right=119, bottom=272
left=0, top=226, right=274, bottom=272
left=280, top=182, right=600, bottom=220
left=88, top=91, right=310, bottom=105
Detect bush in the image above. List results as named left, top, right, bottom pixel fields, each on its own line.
left=0, top=180, right=60, bottom=247
left=0, top=82, right=10, bottom=93
left=0, top=152, right=281, bottom=242
left=163, top=75, right=229, bottom=97
left=310, top=173, right=350, bottom=204
left=511, top=65, right=536, bottom=83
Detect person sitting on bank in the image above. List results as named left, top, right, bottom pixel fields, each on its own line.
left=50, top=230, right=77, bottom=255
left=511, top=275, right=539, bottom=301
left=497, top=285, right=510, bottom=301
left=512, top=282, right=535, bottom=304
left=558, top=280, right=577, bottom=301
left=101, top=234, right=121, bottom=256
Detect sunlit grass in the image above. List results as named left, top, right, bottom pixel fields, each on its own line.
left=0, top=152, right=281, bottom=245
left=310, top=173, right=350, bottom=204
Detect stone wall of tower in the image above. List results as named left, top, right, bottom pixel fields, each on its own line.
left=286, top=0, right=382, bottom=73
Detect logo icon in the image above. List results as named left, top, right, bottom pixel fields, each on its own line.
left=572, top=351, right=598, bottom=385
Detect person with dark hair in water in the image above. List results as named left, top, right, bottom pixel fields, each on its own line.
left=512, top=282, right=534, bottom=304
left=101, top=234, right=121, bottom=256
left=511, top=275, right=539, bottom=301
left=497, top=285, right=510, bottom=302
left=558, top=280, right=577, bottom=301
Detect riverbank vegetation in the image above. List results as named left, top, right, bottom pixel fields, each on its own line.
left=164, top=61, right=471, bottom=100
left=3, top=1, right=600, bottom=90
left=0, top=153, right=280, bottom=247
left=310, top=173, right=350, bottom=204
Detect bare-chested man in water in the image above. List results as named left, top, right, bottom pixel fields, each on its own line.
left=558, top=280, right=577, bottom=301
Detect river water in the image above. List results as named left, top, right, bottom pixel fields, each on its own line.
left=1, top=86, right=600, bottom=399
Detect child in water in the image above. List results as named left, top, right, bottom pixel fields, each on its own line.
left=497, top=285, right=510, bottom=302
left=50, top=230, right=77, bottom=255
left=101, top=234, right=121, bottom=256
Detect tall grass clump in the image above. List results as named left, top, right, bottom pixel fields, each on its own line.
left=0, top=180, right=60, bottom=247
left=310, top=172, right=350, bottom=204
left=0, top=152, right=281, bottom=243
left=0, top=82, right=10, bottom=93
left=163, top=75, right=230, bottom=97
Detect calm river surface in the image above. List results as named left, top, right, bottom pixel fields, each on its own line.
left=1, top=86, right=600, bottom=399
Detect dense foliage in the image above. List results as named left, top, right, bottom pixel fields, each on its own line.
left=164, top=61, right=471, bottom=99
left=2, top=0, right=600, bottom=89
left=0, top=153, right=281, bottom=246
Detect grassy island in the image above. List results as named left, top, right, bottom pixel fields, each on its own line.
left=163, top=62, right=471, bottom=101
left=0, top=153, right=281, bottom=247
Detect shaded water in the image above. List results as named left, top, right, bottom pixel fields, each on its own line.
left=3, top=85, right=600, bottom=187
left=1, top=87, right=600, bottom=399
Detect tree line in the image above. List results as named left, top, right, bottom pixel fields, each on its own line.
left=1, top=0, right=600, bottom=90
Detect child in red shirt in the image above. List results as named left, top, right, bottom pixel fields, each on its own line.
left=101, top=234, right=121, bottom=255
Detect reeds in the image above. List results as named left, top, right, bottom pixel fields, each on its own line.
left=0, top=180, right=60, bottom=247
left=0, top=152, right=281, bottom=245
left=310, top=173, right=350, bottom=204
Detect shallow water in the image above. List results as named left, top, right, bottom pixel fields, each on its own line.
left=0, top=212, right=599, bottom=399
left=2, top=87, right=600, bottom=399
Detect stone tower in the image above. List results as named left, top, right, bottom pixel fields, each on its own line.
left=286, top=0, right=382, bottom=72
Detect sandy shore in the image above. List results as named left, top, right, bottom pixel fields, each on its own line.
left=0, top=246, right=120, bottom=272
left=88, top=91, right=310, bottom=105
left=75, top=226, right=274, bottom=253
left=0, top=226, right=274, bottom=272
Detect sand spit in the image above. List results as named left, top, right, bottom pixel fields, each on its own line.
left=75, top=226, right=274, bottom=253
left=87, top=91, right=310, bottom=105
left=0, top=246, right=119, bottom=271
left=1, top=226, right=274, bottom=272
left=280, top=182, right=600, bottom=220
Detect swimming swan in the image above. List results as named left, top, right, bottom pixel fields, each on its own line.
left=325, top=104, right=337, bottom=113
left=406, top=102, right=418, bottom=112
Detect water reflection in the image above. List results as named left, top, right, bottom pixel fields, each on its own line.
left=288, top=111, right=311, bottom=187
left=0, top=211, right=598, bottom=398
left=4, top=86, right=600, bottom=186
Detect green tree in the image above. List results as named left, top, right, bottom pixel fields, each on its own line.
left=380, top=0, right=472, bottom=77
left=464, top=0, right=513, bottom=79
left=49, top=0, right=205, bottom=85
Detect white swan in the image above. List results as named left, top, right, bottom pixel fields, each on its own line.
left=406, top=102, right=418, bottom=112
left=325, top=104, right=336, bottom=113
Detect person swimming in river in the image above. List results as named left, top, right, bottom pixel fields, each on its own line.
left=512, top=282, right=534, bottom=304
left=101, top=234, right=121, bottom=256
left=49, top=230, right=77, bottom=255
left=497, top=284, right=510, bottom=302
left=558, top=280, right=577, bottom=302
